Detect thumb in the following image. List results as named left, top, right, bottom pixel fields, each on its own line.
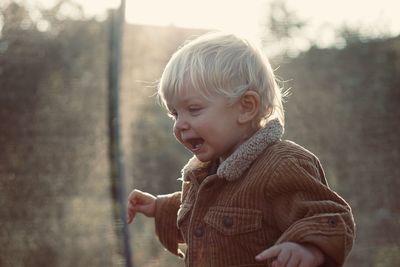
left=255, top=245, right=281, bottom=261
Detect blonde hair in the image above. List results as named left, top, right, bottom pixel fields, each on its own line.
left=158, top=31, right=285, bottom=126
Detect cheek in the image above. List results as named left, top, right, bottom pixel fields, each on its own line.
left=173, top=126, right=182, bottom=142
left=193, top=117, right=210, bottom=130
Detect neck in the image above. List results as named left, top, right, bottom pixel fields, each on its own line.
left=219, top=124, right=261, bottom=162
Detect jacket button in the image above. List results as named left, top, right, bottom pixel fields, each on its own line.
left=328, top=217, right=337, bottom=227
left=194, top=227, right=204, bottom=237
left=222, top=216, right=233, bottom=228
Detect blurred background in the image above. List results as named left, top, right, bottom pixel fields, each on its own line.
left=1, top=0, right=399, bottom=266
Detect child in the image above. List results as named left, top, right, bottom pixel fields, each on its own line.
left=127, top=32, right=355, bottom=267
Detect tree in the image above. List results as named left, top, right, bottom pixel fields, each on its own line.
left=261, top=0, right=308, bottom=57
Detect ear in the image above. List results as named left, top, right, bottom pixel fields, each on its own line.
left=237, top=91, right=260, bottom=124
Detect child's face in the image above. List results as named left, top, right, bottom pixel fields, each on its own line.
left=167, top=88, right=248, bottom=163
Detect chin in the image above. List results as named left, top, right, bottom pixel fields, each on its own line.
left=194, top=154, right=215, bottom=163
left=195, top=155, right=208, bottom=162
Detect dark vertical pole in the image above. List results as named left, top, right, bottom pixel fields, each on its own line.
left=107, top=0, right=133, bottom=266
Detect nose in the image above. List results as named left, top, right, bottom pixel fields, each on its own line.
left=174, top=114, right=190, bottom=132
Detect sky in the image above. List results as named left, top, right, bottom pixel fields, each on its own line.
left=109, top=0, right=400, bottom=54
left=125, top=0, right=400, bottom=36
left=20, top=0, right=400, bottom=53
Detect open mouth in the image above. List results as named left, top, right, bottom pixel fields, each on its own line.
left=186, top=138, right=204, bottom=152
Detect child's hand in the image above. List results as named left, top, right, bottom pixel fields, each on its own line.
left=255, top=242, right=324, bottom=267
left=127, top=189, right=156, bottom=224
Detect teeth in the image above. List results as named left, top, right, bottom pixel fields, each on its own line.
left=187, top=138, right=203, bottom=150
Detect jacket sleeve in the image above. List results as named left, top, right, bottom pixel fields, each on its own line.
left=268, top=156, right=355, bottom=267
left=154, top=191, right=184, bottom=257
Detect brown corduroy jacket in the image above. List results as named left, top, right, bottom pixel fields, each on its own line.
left=154, top=120, right=355, bottom=267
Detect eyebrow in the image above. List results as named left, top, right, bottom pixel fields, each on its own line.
left=169, top=95, right=205, bottom=107
left=181, top=96, right=204, bottom=104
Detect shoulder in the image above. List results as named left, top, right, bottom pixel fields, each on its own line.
left=268, top=140, right=319, bottom=161
left=254, top=140, right=320, bottom=169
left=252, top=140, right=327, bottom=185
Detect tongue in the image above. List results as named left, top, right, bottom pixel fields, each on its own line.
left=194, top=143, right=201, bottom=149
left=190, top=138, right=204, bottom=149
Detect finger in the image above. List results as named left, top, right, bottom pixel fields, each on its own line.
left=128, top=191, right=139, bottom=204
left=130, top=201, right=154, bottom=217
left=127, top=212, right=134, bottom=224
left=298, top=258, right=313, bottom=267
left=127, top=190, right=136, bottom=201
left=129, top=190, right=154, bottom=206
left=128, top=192, right=146, bottom=210
left=129, top=197, right=137, bottom=206
left=128, top=189, right=142, bottom=203
left=286, top=254, right=300, bottom=267
left=255, top=245, right=281, bottom=261
left=128, top=202, right=140, bottom=222
left=127, top=211, right=134, bottom=224
left=275, top=249, right=291, bottom=267
left=127, top=203, right=136, bottom=224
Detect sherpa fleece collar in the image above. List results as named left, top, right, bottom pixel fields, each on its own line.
left=180, top=119, right=284, bottom=182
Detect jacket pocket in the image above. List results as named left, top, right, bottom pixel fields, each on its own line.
left=204, top=206, right=262, bottom=235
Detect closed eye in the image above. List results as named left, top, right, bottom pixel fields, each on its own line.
left=188, top=106, right=202, bottom=115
